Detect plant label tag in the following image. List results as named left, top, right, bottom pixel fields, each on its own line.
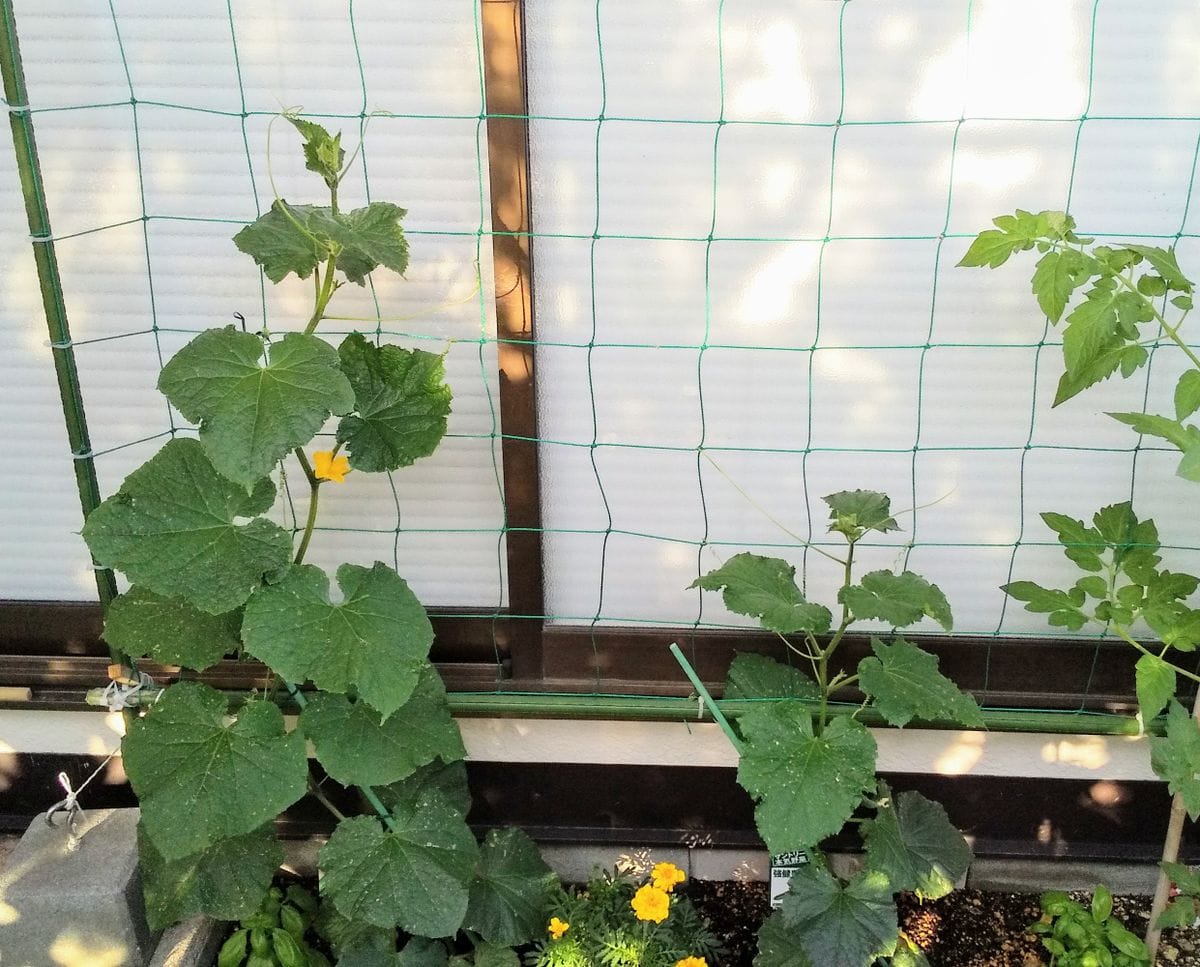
left=769, top=850, right=809, bottom=908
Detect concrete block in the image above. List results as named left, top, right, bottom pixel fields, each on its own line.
left=146, top=915, right=226, bottom=967
left=0, top=808, right=154, bottom=967
left=967, top=857, right=1159, bottom=895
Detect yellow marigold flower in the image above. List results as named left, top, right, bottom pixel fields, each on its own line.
left=631, top=884, right=670, bottom=923
left=313, top=450, right=350, bottom=483
left=651, top=861, right=686, bottom=893
left=676, top=958, right=707, bottom=967
left=548, top=917, right=569, bottom=940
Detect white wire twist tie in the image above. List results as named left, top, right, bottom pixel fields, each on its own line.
left=102, top=670, right=160, bottom=711
left=45, top=771, right=84, bottom=838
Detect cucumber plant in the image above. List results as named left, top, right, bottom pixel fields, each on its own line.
left=687, top=490, right=983, bottom=966
left=960, top=210, right=1200, bottom=957
left=83, top=118, right=557, bottom=962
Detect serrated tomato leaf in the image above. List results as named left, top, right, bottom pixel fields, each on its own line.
left=242, top=562, right=432, bottom=720
left=336, top=333, right=452, bottom=473
left=158, top=327, right=354, bottom=487
left=1002, top=581, right=1088, bottom=631
left=123, top=682, right=306, bottom=860
left=1151, top=701, right=1200, bottom=820
left=1135, top=653, right=1176, bottom=723
left=81, top=439, right=292, bottom=615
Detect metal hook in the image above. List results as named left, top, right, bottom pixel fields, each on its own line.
left=45, top=771, right=83, bottom=840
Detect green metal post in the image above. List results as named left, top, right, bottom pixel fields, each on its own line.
left=0, top=0, right=121, bottom=625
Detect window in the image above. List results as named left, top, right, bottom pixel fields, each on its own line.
left=6, top=0, right=1199, bottom=709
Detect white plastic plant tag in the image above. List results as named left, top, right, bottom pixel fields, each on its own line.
left=769, top=850, right=809, bottom=908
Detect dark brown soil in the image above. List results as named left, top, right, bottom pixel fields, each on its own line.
left=685, top=881, right=1200, bottom=967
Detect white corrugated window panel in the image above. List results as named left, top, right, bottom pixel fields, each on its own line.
left=0, top=117, right=98, bottom=600
left=8, top=0, right=505, bottom=607
left=528, top=0, right=1200, bottom=637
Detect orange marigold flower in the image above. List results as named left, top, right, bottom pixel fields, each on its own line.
left=313, top=450, right=350, bottom=483
left=548, top=917, right=569, bottom=940
left=631, top=884, right=670, bottom=923
left=651, top=861, right=686, bottom=893
left=676, top=958, right=707, bottom=967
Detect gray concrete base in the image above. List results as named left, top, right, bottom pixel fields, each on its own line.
left=0, top=808, right=154, bottom=967
left=967, top=857, right=1161, bottom=896
left=146, top=915, right=226, bottom=967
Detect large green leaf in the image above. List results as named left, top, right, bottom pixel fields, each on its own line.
left=838, top=570, right=952, bottom=631
left=778, top=865, right=898, bottom=967
left=862, top=789, right=971, bottom=899
left=320, top=803, right=479, bottom=936
left=158, top=327, right=354, bottom=487
left=375, top=759, right=472, bottom=818
left=234, top=200, right=408, bottom=286
left=737, top=702, right=876, bottom=852
left=123, top=682, right=307, bottom=860
left=1135, top=653, right=1176, bottom=723
left=300, top=667, right=465, bottom=787
left=81, top=439, right=292, bottom=615
left=463, top=828, right=559, bottom=945
left=691, top=554, right=832, bottom=635
left=822, top=490, right=899, bottom=537
left=140, top=823, right=282, bottom=931
left=753, top=911, right=813, bottom=967
left=329, top=202, right=410, bottom=284
left=1151, top=701, right=1200, bottom=819
left=242, top=562, right=432, bottom=720
left=336, top=333, right=452, bottom=473
left=396, top=937, right=449, bottom=967
left=233, top=200, right=328, bottom=283
left=725, top=653, right=820, bottom=702
left=103, top=586, right=239, bottom=671
left=857, top=638, right=984, bottom=728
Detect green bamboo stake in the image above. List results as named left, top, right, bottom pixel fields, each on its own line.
left=0, top=0, right=121, bottom=634
left=669, top=642, right=744, bottom=752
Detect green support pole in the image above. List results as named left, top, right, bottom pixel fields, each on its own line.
left=0, top=0, right=122, bottom=633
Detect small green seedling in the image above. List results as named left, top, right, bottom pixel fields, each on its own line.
left=1029, top=886, right=1149, bottom=967
left=217, top=884, right=328, bottom=967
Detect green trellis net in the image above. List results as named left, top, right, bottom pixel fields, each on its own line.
left=5, top=0, right=1200, bottom=718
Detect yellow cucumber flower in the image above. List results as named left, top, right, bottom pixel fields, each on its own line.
left=631, top=884, right=670, bottom=923
left=313, top=450, right=350, bottom=483
left=548, top=917, right=569, bottom=940
left=651, top=861, right=686, bottom=892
